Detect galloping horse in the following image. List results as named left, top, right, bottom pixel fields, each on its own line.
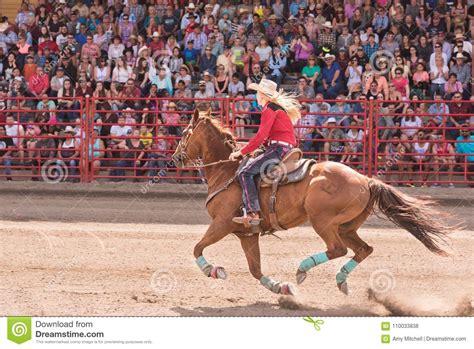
left=172, top=109, right=452, bottom=296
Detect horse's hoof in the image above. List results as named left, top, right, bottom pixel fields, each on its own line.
left=280, top=282, right=296, bottom=296
left=296, top=270, right=307, bottom=285
left=210, top=266, right=227, bottom=280
left=337, top=281, right=349, bottom=295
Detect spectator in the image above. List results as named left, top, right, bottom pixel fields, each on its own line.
left=194, top=80, right=214, bottom=110
left=214, top=67, right=229, bottom=97
left=292, top=34, right=314, bottom=72
left=200, top=46, right=217, bottom=76
left=317, top=53, right=343, bottom=99
left=112, top=57, right=133, bottom=84
left=57, top=79, right=79, bottom=122
left=0, top=125, right=13, bottom=181
left=294, top=77, right=315, bottom=100
left=431, top=133, right=456, bottom=188
left=329, top=94, right=352, bottom=127
left=302, top=55, right=320, bottom=89
left=228, top=73, right=245, bottom=97
left=58, top=125, right=79, bottom=182
left=28, top=66, right=49, bottom=97
left=345, top=56, right=363, bottom=96
left=233, top=92, right=251, bottom=139
left=455, top=125, right=474, bottom=184
left=450, top=53, right=471, bottom=99
left=323, top=117, right=346, bottom=161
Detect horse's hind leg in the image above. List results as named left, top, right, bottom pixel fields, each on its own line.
left=336, top=212, right=374, bottom=295
left=238, top=233, right=296, bottom=295
left=296, top=216, right=348, bottom=285
left=194, top=221, right=233, bottom=279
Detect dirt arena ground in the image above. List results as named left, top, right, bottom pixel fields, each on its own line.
left=0, top=183, right=473, bottom=316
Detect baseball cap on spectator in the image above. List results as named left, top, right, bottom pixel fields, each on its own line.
left=308, top=13, right=315, bottom=18
left=288, top=15, right=297, bottom=21
left=203, top=71, right=211, bottom=77
left=152, top=32, right=160, bottom=38
left=455, top=53, right=466, bottom=60
left=239, top=8, right=249, bottom=15
left=168, top=102, right=177, bottom=108
left=268, top=14, right=278, bottom=21
left=57, top=67, right=64, bottom=71
left=64, top=126, right=75, bottom=133
left=59, top=0, right=66, bottom=4
left=326, top=117, right=337, bottom=124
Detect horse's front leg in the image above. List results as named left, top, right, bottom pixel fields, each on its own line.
left=238, top=233, right=296, bottom=296
left=194, top=220, right=233, bottom=279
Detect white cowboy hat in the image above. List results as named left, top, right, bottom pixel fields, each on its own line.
left=187, top=3, right=195, bottom=9
left=455, top=53, right=466, bottom=60
left=64, top=125, right=75, bottom=133
left=138, top=46, right=150, bottom=56
left=322, top=21, right=333, bottom=29
left=323, top=53, right=335, bottom=60
left=248, top=79, right=280, bottom=99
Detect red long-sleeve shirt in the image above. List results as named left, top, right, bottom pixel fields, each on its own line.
left=240, top=102, right=296, bottom=155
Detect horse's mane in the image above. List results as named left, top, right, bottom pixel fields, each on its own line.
left=201, top=114, right=236, bottom=146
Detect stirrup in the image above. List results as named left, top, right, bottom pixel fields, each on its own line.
left=232, top=214, right=262, bottom=229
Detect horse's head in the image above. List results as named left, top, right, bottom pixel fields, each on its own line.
left=173, top=108, right=236, bottom=168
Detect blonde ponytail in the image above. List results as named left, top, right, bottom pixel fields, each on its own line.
left=270, top=89, right=302, bottom=123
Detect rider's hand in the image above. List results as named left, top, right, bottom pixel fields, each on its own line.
left=229, top=150, right=242, bottom=161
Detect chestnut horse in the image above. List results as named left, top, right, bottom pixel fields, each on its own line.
left=172, top=109, right=452, bottom=296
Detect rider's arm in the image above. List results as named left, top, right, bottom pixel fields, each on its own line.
left=240, top=107, right=276, bottom=155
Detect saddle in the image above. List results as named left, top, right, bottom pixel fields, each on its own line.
left=238, top=148, right=317, bottom=233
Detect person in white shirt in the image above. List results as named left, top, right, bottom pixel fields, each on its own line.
left=4, top=114, right=25, bottom=162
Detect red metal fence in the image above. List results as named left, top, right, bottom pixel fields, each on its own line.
left=0, top=97, right=472, bottom=186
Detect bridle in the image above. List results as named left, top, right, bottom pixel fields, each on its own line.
left=173, top=117, right=236, bottom=169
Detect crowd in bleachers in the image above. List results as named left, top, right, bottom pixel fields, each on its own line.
left=0, top=0, right=473, bottom=185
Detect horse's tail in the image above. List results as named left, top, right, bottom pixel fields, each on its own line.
left=366, top=178, right=455, bottom=256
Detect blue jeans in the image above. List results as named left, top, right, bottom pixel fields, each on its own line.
left=147, top=154, right=168, bottom=178
left=111, top=160, right=139, bottom=177
left=1, top=157, right=12, bottom=175
left=238, top=144, right=290, bottom=213
left=316, top=81, right=344, bottom=99
left=63, top=159, right=77, bottom=178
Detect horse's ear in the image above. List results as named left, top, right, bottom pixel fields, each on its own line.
left=192, top=109, right=200, bottom=124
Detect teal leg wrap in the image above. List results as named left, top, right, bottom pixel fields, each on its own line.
left=260, top=275, right=280, bottom=294
left=298, top=252, right=329, bottom=272
left=196, top=256, right=212, bottom=276
left=336, top=259, right=359, bottom=284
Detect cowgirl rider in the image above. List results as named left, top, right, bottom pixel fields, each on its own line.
left=229, top=79, right=302, bottom=226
